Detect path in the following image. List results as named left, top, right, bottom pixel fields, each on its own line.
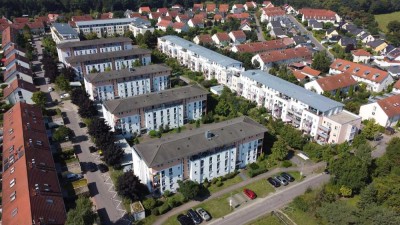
left=209, top=173, right=330, bottom=225
left=253, top=13, right=266, bottom=41
left=154, top=161, right=326, bottom=225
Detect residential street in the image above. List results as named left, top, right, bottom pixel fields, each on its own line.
left=61, top=101, right=129, bottom=225
left=253, top=14, right=266, bottom=41
left=209, top=173, right=330, bottom=225
left=287, top=15, right=334, bottom=60
left=154, top=161, right=326, bottom=225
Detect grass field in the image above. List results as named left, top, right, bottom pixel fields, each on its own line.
left=375, top=11, right=400, bottom=32
left=246, top=213, right=283, bottom=225
left=208, top=174, right=243, bottom=194
left=283, top=207, right=319, bottom=225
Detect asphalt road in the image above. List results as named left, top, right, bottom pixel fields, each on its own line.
left=287, top=15, right=334, bottom=60
left=253, top=14, right=266, bottom=41
left=208, top=173, right=330, bottom=225
left=61, top=101, right=130, bottom=225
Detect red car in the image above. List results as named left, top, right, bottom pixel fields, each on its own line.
left=243, top=188, right=256, bottom=199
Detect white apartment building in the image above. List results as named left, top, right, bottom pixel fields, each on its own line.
left=157, top=36, right=244, bottom=87
left=102, top=85, right=208, bottom=137
left=75, top=18, right=138, bottom=38
left=131, top=116, right=267, bottom=193
left=236, top=70, right=358, bottom=144
left=84, top=64, right=171, bottom=101
left=329, top=59, right=394, bottom=92
left=50, top=23, right=80, bottom=44
left=128, top=17, right=154, bottom=37
left=64, top=48, right=152, bottom=79
left=56, top=37, right=133, bottom=64
left=359, top=94, right=400, bottom=127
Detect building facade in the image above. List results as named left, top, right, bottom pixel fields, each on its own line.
left=131, top=116, right=267, bottom=193
left=359, top=95, right=400, bottom=127
left=84, top=64, right=172, bottom=101
left=1, top=103, right=66, bottom=224
left=50, top=23, right=80, bottom=44
left=75, top=18, right=138, bottom=37
left=102, top=85, right=208, bottom=137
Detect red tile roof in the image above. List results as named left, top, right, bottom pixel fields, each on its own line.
left=193, top=4, right=204, bottom=11
left=157, top=20, right=173, bottom=28
left=100, top=12, right=113, bottom=19
left=167, top=10, right=179, bottom=18
left=1, top=103, right=67, bottom=225
left=292, top=69, right=308, bottom=80
left=227, top=13, right=250, bottom=20
left=214, top=32, right=230, bottom=41
left=394, top=80, right=400, bottom=90
left=0, top=18, right=9, bottom=25
left=3, top=79, right=36, bottom=98
left=2, top=26, right=18, bottom=47
left=129, top=12, right=142, bottom=18
left=351, top=49, right=372, bottom=57
left=172, top=22, right=186, bottom=29
left=4, top=53, right=29, bottom=67
left=315, top=73, right=357, bottom=92
left=299, top=8, right=337, bottom=20
left=159, top=16, right=172, bottom=21
left=261, top=7, right=286, bottom=16
left=47, top=13, right=59, bottom=22
left=195, top=34, right=213, bottom=44
left=71, top=15, right=93, bottom=21
left=219, top=4, right=230, bottom=13
left=190, top=17, right=203, bottom=25
left=13, top=17, right=29, bottom=23
left=330, top=59, right=389, bottom=84
left=214, top=14, right=223, bottom=21
left=176, top=14, right=190, bottom=21
left=233, top=39, right=288, bottom=53
left=139, top=6, right=151, bottom=13
left=377, top=95, right=400, bottom=118
left=230, top=30, right=247, bottom=39
left=35, top=16, right=49, bottom=24
left=258, top=47, right=312, bottom=63
left=158, top=8, right=168, bottom=14
left=27, top=22, right=45, bottom=29
left=150, top=12, right=162, bottom=20
left=207, top=3, right=216, bottom=12
left=245, top=2, right=257, bottom=9
left=300, top=66, right=321, bottom=77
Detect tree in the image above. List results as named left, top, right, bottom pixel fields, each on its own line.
left=116, top=171, right=149, bottom=201
left=385, top=137, right=400, bottom=168
left=103, top=143, right=124, bottom=167
left=60, top=67, right=76, bottom=81
left=133, top=60, right=142, bottom=67
left=361, top=119, right=381, bottom=140
left=311, top=51, right=332, bottom=73
left=55, top=75, right=71, bottom=92
left=66, top=196, right=97, bottom=225
left=340, top=185, right=352, bottom=197
left=53, top=126, right=73, bottom=142
left=177, top=180, right=200, bottom=200
left=279, top=126, right=306, bottom=150
left=354, top=142, right=373, bottom=165
left=387, top=20, right=400, bottom=33
left=316, top=201, right=357, bottom=225
left=270, top=138, right=288, bottom=161
left=32, top=91, right=47, bottom=108
left=358, top=184, right=377, bottom=209
left=85, top=32, right=99, bottom=40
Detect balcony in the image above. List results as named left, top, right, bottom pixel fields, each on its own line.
left=317, top=130, right=329, bottom=139
left=318, top=125, right=330, bottom=133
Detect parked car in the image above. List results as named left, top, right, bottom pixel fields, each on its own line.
left=275, top=176, right=289, bottom=186
left=187, top=209, right=202, bottom=224
left=88, top=162, right=97, bottom=172
left=48, top=86, right=54, bottom=92
left=267, top=177, right=281, bottom=188
left=177, top=214, right=195, bottom=225
left=89, top=146, right=97, bottom=153
left=98, top=163, right=109, bottom=173
left=66, top=173, right=83, bottom=181
left=78, top=122, right=86, bottom=128
left=281, top=172, right=295, bottom=182
left=243, top=188, right=257, bottom=199
left=196, top=208, right=211, bottom=221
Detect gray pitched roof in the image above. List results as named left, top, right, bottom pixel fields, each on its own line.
left=103, top=85, right=208, bottom=114
left=272, top=27, right=285, bottom=36
left=57, top=37, right=132, bottom=49
left=160, top=35, right=242, bottom=67
left=293, top=35, right=306, bottom=44
left=133, top=116, right=267, bottom=167
left=65, top=48, right=151, bottom=64
left=269, top=21, right=281, bottom=28
left=241, top=70, right=344, bottom=112
left=85, top=64, right=172, bottom=83
left=340, top=37, right=357, bottom=46
left=75, top=18, right=137, bottom=26
left=366, top=39, right=386, bottom=48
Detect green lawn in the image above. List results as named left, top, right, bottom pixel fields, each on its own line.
left=208, top=175, right=243, bottom=193
left=246, top=213, right=283, bottom=225
left=71, top=178, right=87, bottom=189
left=283, top=207, right=319, bottom=225
left=375, top=11, right=400, bottom=32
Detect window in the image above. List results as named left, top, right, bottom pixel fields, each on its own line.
left=10, top=167, right=15, bottom=174
left=10, top=178, right=16, bottom=188
left=10, top=191, right=16, bottom=201
left=11, top=208, right=18, bottom=217
left=46, top=199, right=54, bottom=204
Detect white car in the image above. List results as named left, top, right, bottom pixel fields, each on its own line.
left=196, top=208, right=211, bottom=221
left=60, top=93, right=70, bottom=99
left=48, top=87, right=54, bottom=92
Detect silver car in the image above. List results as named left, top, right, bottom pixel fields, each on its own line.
left=275, top=176, right=289, bottom=186
left=196, top=208, right=211, bottom=221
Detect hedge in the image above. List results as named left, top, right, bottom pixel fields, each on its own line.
left=248, top=167, right=268, bottom=178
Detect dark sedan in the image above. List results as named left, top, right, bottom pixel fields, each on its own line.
left=267, top=177, right=281, bottom=188
left=281, top=172, right=295, bottom=182
left=177, top=214, right=195, bottom=225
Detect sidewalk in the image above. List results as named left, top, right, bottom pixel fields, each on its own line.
left=154, top=161, right=326, bottom=225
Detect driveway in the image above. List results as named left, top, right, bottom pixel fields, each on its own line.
left=208, top=173, right=330, bottom=225
left=287, top=15, right=334, bottom=60
left=61, top=101, right=129, bottom=225
left=253, top=14, right=266, bottom=41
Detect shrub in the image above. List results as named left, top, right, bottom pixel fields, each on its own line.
left=216, top=180, right=223, bottom=187
left=248, top=166, right=268, bottom=178
left=224, top=171, right=239, bottom=180
left=167, top=198, right=178, bottom=208
left=142, top=198, right=156, bottom=210
left=211, top=177, right=218, bottom=184
left=151, top=208, right=160, bottom=216
left=149, top=130, right=161, bottom=138
left=282, top=160, right=293, bottom=168
left=292, top=196, right=309, bottom=212
left=248, top=162, right=260, bottom=170
left=158, top=203, right=171, bottom=214
left=163, top=190, right=172, bottom=198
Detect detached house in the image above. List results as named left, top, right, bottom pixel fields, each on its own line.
left=325, top=28, right=339, bottom=39
left=188, top=18, right=204, bottom=28
left=329, top=59, right=394, bottom=92
left=229, top=30, right=247, bottom=44
left=366, top=40, right=388, bottom=53
left=206, top=3, right=216, bottom=13
left=139, top=7, right=151, bottom=14
left=305, top=73, right=357, bottom=95
left=299, top=8, right=341, bottom=23
left=351, top=49, right=372, bottom=64
left=193, top=34, right=213, bottom=45
left=252, top=47, right=312, bottom=70
left=156, top=20, right=173, bottom=32
left=172, top=22, right=189, bottom=33
left=244, top=2, right=257, bottom=11
left=212, top=32, right=231, bottom=46
left=359, top=95, right=400, bottom=127
left=231, top=4, right=245, bottom=14
left=260, top=7, right=286, bottom=22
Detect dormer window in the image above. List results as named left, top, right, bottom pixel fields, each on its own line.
left=364, top=71, right=370, bottom=75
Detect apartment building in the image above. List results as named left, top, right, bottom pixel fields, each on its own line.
left=50, top=23, right=80, bottom=44
left=128, top=17, right=154, bottom=37
left=260, top=7, right=286, bottom=22
left=102, top=85, right=208, bottom=137
left=56, top=37, right=133, bottom=64
left=359, top=94, right=400, bottom=127
left=236, top=70, right=359, bottom=144
left=251, top=47, right=312, bottom=71
left=158, top=35, right=244, bottom=87
left=329, top=59, right=394, bottom=92
left=319, top=110, right=361, bottom=144
left=84, top=64, right=172, bottom=101
left=4, top=44, right=26, bottom=59
left=230, top=39, right=290, bottom=54
left=3, top=64, right=34, bottom=84
left=64, top=48, right=152, bottom=78
left=298, top=8, right=341, bottom=23
left=131, top=116, right=267, bottom=193
left=1, top=26, right=18, bottom=52
left=3, top=79, right=36, bottom=104
left=5, top=53, right=30, bottom=70
left=2, top=103, right=66, bottom=225
left=75, top=18, right=138, bottom=38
